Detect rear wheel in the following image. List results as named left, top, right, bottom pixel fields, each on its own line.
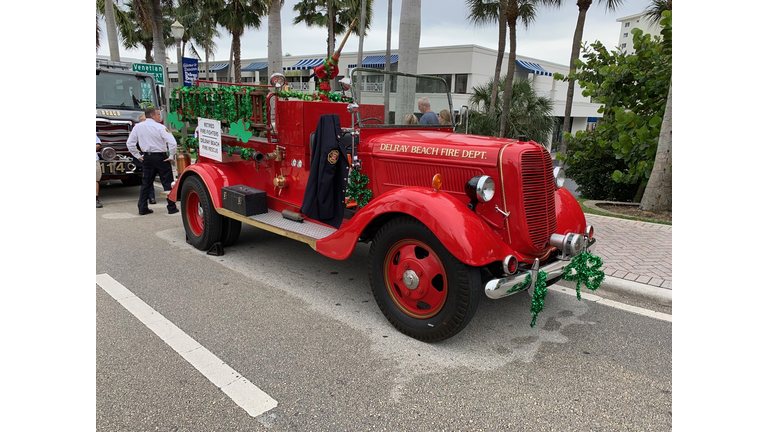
left=220, top=218, right=242, bottom=247
left=181, top=176, right=222, bottom=251
left=368, top=217, right=481, bottom=342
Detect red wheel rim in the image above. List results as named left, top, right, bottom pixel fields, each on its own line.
left=184, top=189, right=204, bottom=236
left=383, top=239, right=447, bottom=319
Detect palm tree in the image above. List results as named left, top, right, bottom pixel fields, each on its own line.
left=97, top=0, right=169, bottom=63
left=151, top=0, right=168, bottom=84
left=292, top=0, right=373, bottom=59
left=104, top=0, right=122, bottom=60
left=548, top=0, right=624, bottom=157
left=268, top=0, right=284, bottom=79
left=643, top=0, right=671, bottom=24
left=498, top=0, right=539, bottom=138
left=639, top=7, right=671, bottom=213
left=469, top=75, right=556, bottom=143
left=217, top=0, right=268, bottom=83
left=177, top=0, right=221, bottom=81
left=465, top=0, right=508, bottom=116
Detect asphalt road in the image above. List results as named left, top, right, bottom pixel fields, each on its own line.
left=96, top=182, right=671, bottom=431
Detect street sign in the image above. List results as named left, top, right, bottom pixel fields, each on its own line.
left=132, top=63, right=164, bottom=85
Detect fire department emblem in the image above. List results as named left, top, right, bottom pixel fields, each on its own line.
left=327, top=150, right=340, bottom=164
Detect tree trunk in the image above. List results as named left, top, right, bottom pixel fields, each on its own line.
left=268, top=0, right=283, bottom=80
left=640, top=83, right=672, bottom=212
left=150, top=0, right=167, bottom=110
left=234, top=33, right=242, bottom=83
left=104, top=0, right=121, bottom=61
left=327, top=1, right=335, bottom=59
left=489, top=0, right=507, bottom=116
left=356, top=0, right=368, bottom=98
left=395, top=0, right=421, bottom=124
left=499, top=2, right=518, bottom=138
left=561, top=4, right=590, bottom=156
left=383, top=0, right=393, bottom=123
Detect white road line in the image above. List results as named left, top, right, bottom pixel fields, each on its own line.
left=551, top=285, right=672, bottom=322
left=96, top=273, right=278, bottom=417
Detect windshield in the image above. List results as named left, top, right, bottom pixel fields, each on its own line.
left=351, top=68, right=453, bottom=127
left=96, top=71, right=155, bottom=110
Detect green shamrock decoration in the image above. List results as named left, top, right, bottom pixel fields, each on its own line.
left=166, top=112, right=184, bottom=131
left=562, top=252, right=605, bottom=300
left=230, top=119, right=253, bottom=143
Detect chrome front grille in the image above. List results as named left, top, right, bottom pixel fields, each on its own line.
left=520, top=149, right=557, bottom=249
left=96, top=119, right=133, bottom=155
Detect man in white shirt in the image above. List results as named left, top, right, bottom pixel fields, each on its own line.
left=126, top=107, right=179, bottom=215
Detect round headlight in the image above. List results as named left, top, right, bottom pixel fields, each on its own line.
left=465, top=175, right=495, bottom=203
left=553, top=166, right=566, bottom=189
left=269, top=73, right=286, bottom=90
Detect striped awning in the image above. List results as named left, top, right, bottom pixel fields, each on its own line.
left=284, top=58, right=325, bottom=70
left=348, top=55, right=399, bottom=69
left=243, top=61, right=268, bottom=71
left=208, top=63, right=229, bottom=71
left=515, top=60, right=552, bottom=76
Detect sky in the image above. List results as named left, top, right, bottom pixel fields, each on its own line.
left=96, top=0, right=651, bottom=67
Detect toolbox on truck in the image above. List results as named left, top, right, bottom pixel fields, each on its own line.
left=222, top=185, right=267, bottom=216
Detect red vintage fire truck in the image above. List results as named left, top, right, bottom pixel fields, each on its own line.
left=167, top=68, right=596, bottom=342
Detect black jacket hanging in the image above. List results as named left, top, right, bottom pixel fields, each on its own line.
left=300, top=114, right=349, bottom=229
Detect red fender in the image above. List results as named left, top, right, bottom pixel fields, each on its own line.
left=316, top=187, right=514, bottom=265
left=554, top=187, right=587, bottom=235
left=169, top=162, right=248, bottom=208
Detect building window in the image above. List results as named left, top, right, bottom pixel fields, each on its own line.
left=455, top=74, right=468, bottom=94
left=623, top=33, right=628, bottom=38
left=624, top=22, right=630, bottom=27
left=621, top=43, right=627, bottom=49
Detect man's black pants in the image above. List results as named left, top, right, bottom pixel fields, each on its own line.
left=138, top=153, right=177, bottom=213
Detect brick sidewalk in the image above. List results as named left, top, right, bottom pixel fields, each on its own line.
left=585, top=214, right=672, bottom=289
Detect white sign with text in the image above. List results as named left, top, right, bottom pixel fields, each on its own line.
left=197, top=118, right=222, bottom=162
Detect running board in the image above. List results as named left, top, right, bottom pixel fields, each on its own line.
left=216, top=208, right=336, bottom=250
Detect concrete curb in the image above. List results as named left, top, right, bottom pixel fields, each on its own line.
left=599, top=275, right=672, bottom=306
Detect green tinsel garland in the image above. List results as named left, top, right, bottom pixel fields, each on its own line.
left=171, top=85, right=262, bottom=124
left=275, top=90, right=353, bottom=103
left=346, top=170, right=373, bottom=208
left=530, top=270, right=549, bottom=328
left=562, top=252, right=605, bottom=300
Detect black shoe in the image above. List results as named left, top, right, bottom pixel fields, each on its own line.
left=96, top=200, right=103, bottom=209
left=168, top=208, right=179, bottom=215
left=139, top=209, right=154, bottom=215
left=149, top=198, right=157, bottom=205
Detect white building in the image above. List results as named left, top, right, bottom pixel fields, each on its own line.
left=616, top=12, right=662, bottom=55
left=168, top=44, right=604, bottom=146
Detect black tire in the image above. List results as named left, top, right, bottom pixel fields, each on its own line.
left=180, top=176, right=222, bottom=251
left=220, top=218, right=242, bottom=247
left=368, top=216, right=481, bottom=342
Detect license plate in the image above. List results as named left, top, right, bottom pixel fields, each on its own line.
left=100, top=161, right=128, bottom=176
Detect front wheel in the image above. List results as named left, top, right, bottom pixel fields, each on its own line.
left=181, top=176, right=222, bottom=251
left=368, top=217, right=481, bottom=342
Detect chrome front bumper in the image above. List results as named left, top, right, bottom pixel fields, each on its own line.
left=484, top=232, right=596, bottom=300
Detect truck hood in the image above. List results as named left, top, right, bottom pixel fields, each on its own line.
left=366, top=130, right=517, bottom=168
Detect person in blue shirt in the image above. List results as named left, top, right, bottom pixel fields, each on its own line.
left=418, top=97, right=439, bottom=125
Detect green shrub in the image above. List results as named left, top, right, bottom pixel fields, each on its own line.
left=562, top=129, right=640, bottom=202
